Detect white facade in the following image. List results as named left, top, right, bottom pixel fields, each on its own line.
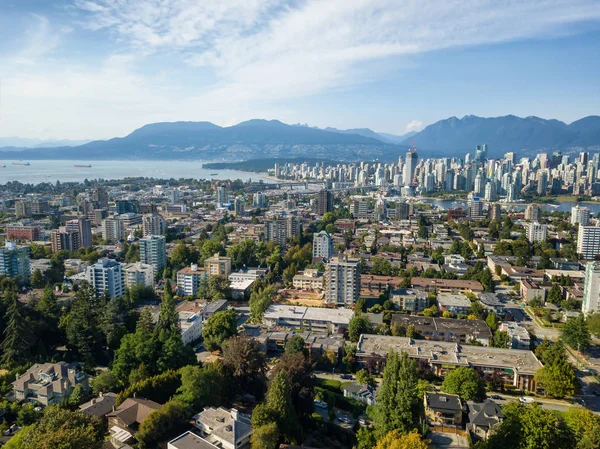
left=86, top=258, right=125, bottom=298
left=139, top=235, right=167, bottom=272
left=142, top=214, right=166, bottom=237
left=526, top=222, right=548, bottom=243
left=577, top=225, right=600, bottom=260
left=324, top=256, right=361, bottom=305
left=179, top=311, right=202, bottom=345
left=583, top=262, right=600, bottom=314
left=313, top=231, right=333, bottom=259
left=571, top=205, right=590, bottom=226
left=177, top=264, right=208, bottom=296
left=102, top=218, right=125, bottom=241
left=122, top=262, right=154, bottom=287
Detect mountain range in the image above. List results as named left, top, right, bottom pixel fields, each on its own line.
left=0, top=115, right=598, bottom=162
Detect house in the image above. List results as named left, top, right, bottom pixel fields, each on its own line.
left=193, top=407, right=253, bottom=449
left=168, top=431, right=220, bottom=449
left=342, top=383, right=377, bottom=405
left=13, top=362, right=89, bottom=406
left=437, top=294, right=471, bottom=316
left=467, top=399, right=504, bottom=440
left=424, top=392, right=463, bottom=426
left=106, top=397, right=162, bottom=448
left=79, top=392, right=117, bottom=419
left=292, top=269, right=324, bottom=290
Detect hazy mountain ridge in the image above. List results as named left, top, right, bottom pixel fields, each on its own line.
left=0, top=115, right=598, bottom=162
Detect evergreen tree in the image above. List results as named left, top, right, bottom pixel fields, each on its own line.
left=266, top=370, right=300, bottom=443
left=374, top=350, right=419, bottom=436
left=0, top=292, right=32, bottom=368
left=156, top=279, right=178, bottom=335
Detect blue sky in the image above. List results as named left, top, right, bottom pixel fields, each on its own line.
left=0, top=0, right=599, bottom=140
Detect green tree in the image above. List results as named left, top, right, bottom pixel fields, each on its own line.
left=266, top=370, right=300, bottom=442
left=135, top=400, right=187, bottom=449
left=285, top=335, right=308, bottom=357
left=564, top=408, right=600, bottom=449
left=373, top=350, right=419, bottom=436
left=374, top=429, right=429, bottom=449
left=561, top=314, right=591, bottom=352
left=486, top=312, right=498, bottom=331
left=492, top=330, right=511, bottom=348
left=348, top=314, right=373, bottom=342
left=271, top=352, right=315, bottom=418
left=174, top=363, right=228, bottom=411
left=170, top=241, right=192, bottom=268
left=31, top=268, right=45, bottom=288
left=251, top=423, right=280, bottom=449
left=356, top=368, right=376, bottom=387
left=222, top=336, right=267, bottom=399
left=586, top=313, right=600, bottom=338
left=90, top=370, right=119, bottom=395
left=208, top=275, right=231, bottom=300
left=547, top=284, right=563, bottom=304
left=0, top=291, right=32, bottom=368
left=535, top=357, right=578, bottom=398
left=441, top=367, right=485, bottom=401
left=156, top=280, right=179, bottom=335
left=202, top=309, right=238, bottom=350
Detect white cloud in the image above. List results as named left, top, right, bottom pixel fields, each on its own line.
left=12, top=14, right=64, bottom=65
left=406, top=120, right=424, bottom=133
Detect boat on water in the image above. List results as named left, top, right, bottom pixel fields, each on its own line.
left=12, top=162, right=30, bottom=166
left=1, top=165, right=5, bottom=168
left=74, top=164, right=92, bottom=168
left=210, top=173, right=218, bottom=176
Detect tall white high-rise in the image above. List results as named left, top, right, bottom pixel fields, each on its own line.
left=526, top=222, right=548, bottom=243
left=86, top=258, right=125, bottom=298
left=577, top=225, right=600, bottom=260
left=403, top=150, right=417, bottom=186
left=571, top=205, right=590, bottom=226
left=583, top=262, right=600, bottom=314
left=313, top=231, right=333, bottom=259
left=140, top=235, right=167, bottom=272
left=324, top=256, right=361, bottom=305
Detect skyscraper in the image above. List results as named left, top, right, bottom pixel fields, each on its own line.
left=571, top=205, right=590, bottom=226
left=403, top=150, right=417, bottom=186
left=577, top=225, right=600, bottom=260
left=315, top=189, right=333, bottom=215
left=324, top=256, right=361, bottom=305
left=583, top=262, right=600, bottom=314
left=66, top=217, right=92, bottom=247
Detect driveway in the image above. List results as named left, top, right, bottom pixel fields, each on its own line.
left=428, top=431, right=469, bottom=449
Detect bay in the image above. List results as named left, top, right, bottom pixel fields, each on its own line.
left=0, top=160, right=271, bottom=185
left=423, top=198, right=600, bottom=215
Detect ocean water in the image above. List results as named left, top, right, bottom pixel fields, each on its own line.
left=425, top=199, right=600, bottom=215
left=0, top=160, right=271, bottom=185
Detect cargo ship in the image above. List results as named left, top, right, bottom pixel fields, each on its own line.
left=12, top=162, right=30, bottom=166
left=74, top=164, right=92, bottom=168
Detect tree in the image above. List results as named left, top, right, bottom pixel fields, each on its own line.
left=564, top=408, right=600, bottom=449
left=31, top=269, right=44, bottom=288
left=249, top=284, right=276, bottom=323
left=136, top=400, right=187, bottom=449
left=170, top=241, right=192, bottom=268
left=0, top=292, right=32, bottom=368
left=222, top=336, right=267, bottom=399
left=174, top=363, right=228, bottom=411
left=547, top=284, right=563, bottom=304
left=348, top=314, right=373, bottom=342
left=208, top=275, right=231, bottom=300
left=156, top=280, right=179, bottom=335
left=406, top=324, right=417, bottom=339
left=374, top=429, right=429, bottom=449
left=535, top=357, right=578, bottom=398
left=561, top=314, right=591, bottom=352
left=356, top=368, right=376, bottom=387
left=423, top=305, right=438, bottom=317
left=441, top=367, right=485, bottom=401
left=5, top=407, right=104, bottom=449
left=586, top=313, right=600, bottom=338
left=271, top=352, right=314, bottom=418
left=486, top=312, right=498, bottom=331
left=374, top=350, right=419, bottom=436
left=251, top=423, right=280, bottom=449
left=202, top=309, right=238, bottom=350
left=285, top=335, right=308, bottom=357
left=91, top=370, right=119, bottom=395
left=266, top=370, right=300, bottom=443
left=492, top=330, right=511, bottom=348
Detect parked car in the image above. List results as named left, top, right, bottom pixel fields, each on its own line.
left=314, top=400, right=327, bottom=409
left=519, top=397, right=535, bottom=404
left=490, top=394, right=501, bottom=400
left=340, top=374, right=353, bottom=380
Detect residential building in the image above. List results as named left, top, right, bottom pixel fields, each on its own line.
left=356, top=335, right=542, bottom=390
left=13, top=362, right=89, bottom=406
left=202, top=299, right=228, bottom=320
left=313, top=230, right=333, bottom=259
left=102, top=217, right=125, bottom=241
left=499, top=322, right=531, bottom=349
left=292, top=269, right=324, bottom=290
left=140, top=235, right=167, bottom=272
left=352, top=199, right=370, bottom=219
left=265, top=216, right=300, bottom=246
left=314, top=189, right=333, bottom=215
left=51, top=229, right=81, bottom=252
left=86, top=258, right=125, bottom=298
left=526, top=222, right=547, bottom=243
left=66, top=217, right=92, bottom=247
left=343, top=383, right=377, bottom=405
left=571, top=205, right=590, bottom=226
left=262, top=304, right=353, bottom=333
left=410, top=278, right=484, bottom=294
left=468, top=195, right=484, bottom=219
left=437, top=293, right=472, bottom=315
left=193, top=407, right=253, bottom=449
left=107, top=398, right=162, bottom=448
left=142, top=213, right=166, bottom=237
left=6, top=225, right=40, bottom=241
left=478, top=293, right=505, bottom=317
left=324, top=255, right=361, bottom=305
left=424, top=392, right=463, bottom=427
left=178, top=311, right=202, bottom=345
left=92, top=186, right=109, bottom=208
left=79, top=392, right=118, bottom=420
left=122, top=262, right=155, bottom=287
left=228, top=268, right=267, bottom=283
left=252, top=191, right=266, bottom=208
left=233, top=197, right=245, bottom=216
left=0, top=242, right=30, bottom=279
left=467, top=400, right=504, bottom=441
left=403, top=150, right=417, bottom=185
left=215, top=186, right=228, bottom=207
left=177, top=264, right=208, bottom=296
left=389, top=288, right=429, bottom=312
left=524, top=204, right=541, bottom=221
left=391, top=315, right=492, bottom=346
left=583, top=262, right=600, bottom=314
left=168, top=432, right=219, bottom=449
left=577, top=225, right=600, bottom=260
left=204, top=253, right=232, bottom=277
left=520, top=279, right=547, bottom=303
left=115, top=199, right=140, bottom=214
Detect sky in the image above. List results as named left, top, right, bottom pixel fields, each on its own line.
left=0, top=0, right=599, bottom=140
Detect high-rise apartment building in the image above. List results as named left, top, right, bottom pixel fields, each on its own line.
left=122, top=262, right=155, bottom=287
left=102, top=218, right=126, bottom=241
left=313, top=231, right=333, bottom=260
left=204, top=253, right=232, bottom=277
left=468, top=196, right=484, bottom=220
left=583, top=262, right=600, bottom=314
left=537, top=171, right=548, bottom=196
left=86, top=258, right=125, bottom=298
left=253, top=192, right=266, bottom=208
left=403, top=150, right=418, bottom=186
left=524, top=204, right=541, bottom=222
left=352, top=200, right=370, bottom=219
left=115, top=199, right=140, bottom=214
left=92, top=187, right=109, bottom=208
left=177, top=264, right=207, bottom=296
left=324, top=256, right=361, bottom=305
left=577, top=225, right=600, bottom=260
left=51, top=229, right=81, bottom=253
left=526, top=222, right=548, bottom=243
left=489, top=203, right=502, bottom=221
left=0, top=242, right=30, bottom=279
left=66, top=217, right=92, bottom=247
left=265, top=216, right=300, bottom=246
left=140, top=235, right=167, bottom=273
left=571, top=205, right=590, bottom=226
left=215, top=186, right=228, bottom=207
left=142, top=214, right=166, bottom=237
left=314, top=189, right=333, bottom=215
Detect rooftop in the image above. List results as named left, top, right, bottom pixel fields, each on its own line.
left=437, top=294, right=471, bottom=307
left=168, top=431, right=219, bottom=449
left=425, top=392, right=462, bottom=412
